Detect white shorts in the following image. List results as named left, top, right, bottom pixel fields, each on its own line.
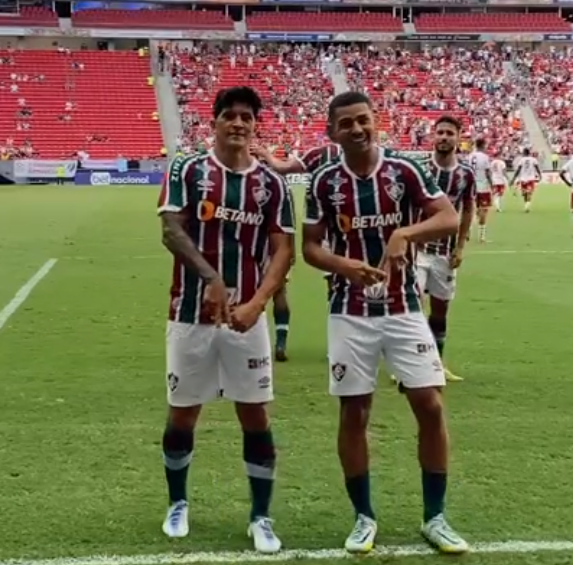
left=166, top=315, right=273, bottom=407
left=416, top=251, right=456, bottom=301
left=328, top=312, right=445, bottom=395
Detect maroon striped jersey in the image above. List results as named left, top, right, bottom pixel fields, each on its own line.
left=419, top=156, right=475, bottom=257
left=297, top=144, right=341, bottom=173
left=157, top=152, right=295, bottom=324
left=304, top=147, right=444, bottom=317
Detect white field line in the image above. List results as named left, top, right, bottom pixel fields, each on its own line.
left=58, top=249, right=573, bottom=262
left=0, top=259, right=57, bottom=331
left=1, top=541, right=573, bottom=565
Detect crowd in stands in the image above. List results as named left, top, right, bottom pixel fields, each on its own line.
left=4, top=40, right=573, bottom=163
left=166, top=42, right=545, bottom=163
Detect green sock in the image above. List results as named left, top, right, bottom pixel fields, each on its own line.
left=422, top=469, right=447, bottom=522
left=345, top=473, right=375, bottom=520
left=273, top=305, right=290, bottom=350
left=244, top=429, right=276, bottom=521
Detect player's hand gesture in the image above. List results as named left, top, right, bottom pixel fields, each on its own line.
left=203, top=277, right=230, bottom=327
left=229, top=300, right=264, bottom=333
left=380, top=229, right=409, bottom=275
left=250, top=145, right=270, bottom=161
left=339, top=258, right=386, bottom=287
left=450, top=247, right=463, bottom=269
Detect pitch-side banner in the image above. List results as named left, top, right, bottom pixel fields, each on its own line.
left=76, top=171, right=164, bottom=186
left=247, top=32, right=333, bottom=41
left=14, top=160, right=78, bottom=179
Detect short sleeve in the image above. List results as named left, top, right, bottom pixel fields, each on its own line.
left=304, top=169, right=326, bottom=225
left=157, top=155, right=192, bottom=215
left=268, top=176, right=295, bottom=234
left=401, top=157, right=443, bottom=208
left=297, top=147, right=321, bottom=174
left=463, top=168, right=476, bottom=209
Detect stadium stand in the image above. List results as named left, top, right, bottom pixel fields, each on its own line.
left=72, top=8, right=233, bottom=30
left=0, top=50, right=162, bottom=159
left=0, top=6, right=58, bottom=26
left=314, top=46, right=526, bottom=156
left=170, top=44, right=333, bottom=157
left=415, top=12, right=571, bottom=33
left=527, top=52, right=573, bottom=156
left=246, top=11, right=403, bottom=32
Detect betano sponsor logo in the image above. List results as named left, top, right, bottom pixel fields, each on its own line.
left=337, top=211, right=403, bottom=232
left=198, top=200, right=264, bottom=226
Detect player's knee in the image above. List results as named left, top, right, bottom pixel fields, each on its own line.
left=340, top=395, right=371, bottom=433
left=167, top=405, right=201, bottom=429
left=428, top=314, right=447, bottom=340
left=407, top=388, right=444, bottom=427
left=273, top=286, right=288, bottom=309
left=429, top=297, right=448, bottom=319
left=235, top=402, right=270, bottom=432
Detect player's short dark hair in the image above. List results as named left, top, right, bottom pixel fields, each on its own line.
left=435, top=115, right=462, bottom=132
left=475, top=138, right=486, bottom=150
left=523, top=147, right=530, bottom=156
left=213, top=86, right=263, bottom=119
left=327, top=91, right=372, bottom=124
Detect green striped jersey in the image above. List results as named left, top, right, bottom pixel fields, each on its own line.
left=305, top=147, right=443, bottom=317
left=157, top=151, right=295, bottom=324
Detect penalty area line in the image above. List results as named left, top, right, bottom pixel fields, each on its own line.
left=2, top=540, right=573, bottom=565
left=0, top=259, right=58, bottom=332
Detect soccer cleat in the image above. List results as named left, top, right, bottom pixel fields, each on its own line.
left=162, top=500, right=189, bottom=538
left=345, top=514, right=377, bottom=554
left=421, top=513, right=468, bottom=554
left=275, top=348, right=288, bottom=362
left=248, top=516, right=282, bottom=554
left=444, top=368, right=463, bottom=382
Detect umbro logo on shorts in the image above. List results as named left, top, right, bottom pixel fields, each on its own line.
left=331, top=363, right=347, bottom=382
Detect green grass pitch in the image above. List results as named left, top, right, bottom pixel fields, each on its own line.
left=1, top=183, right=573, bottom=565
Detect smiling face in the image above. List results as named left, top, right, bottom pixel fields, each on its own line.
left=434, top=120, right=460, bottom=157
left=213, top=102, right=256, bottom=151
left=329, top=102, right=376, bottom=156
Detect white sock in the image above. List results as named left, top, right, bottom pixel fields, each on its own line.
left=478, top=225, right=486, bottom=241
left=524, top=201, right=531, bottom=212
left=494, top=195, right=501, bottom=211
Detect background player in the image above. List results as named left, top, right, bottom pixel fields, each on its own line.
left=511, top=148, right=541, bottom=213
left=252, top=142, right=342, bottom=342
left=469, top=138, right=492, bottom=243
left=558, top=154, right=573, bottom=225
left=490, top=153, right=508, bottom=212
left=157, top=86, right=295, bottom=554
left=303, top=91, right=468, bottom=555
left=417, top=116, right=475, bottom=383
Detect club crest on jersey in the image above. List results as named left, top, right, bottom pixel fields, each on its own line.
left=380, top=166, right=405, bottom=203
left=327, top=171, right=348, bottom=192
left=252, top=172, right=272, bottom=207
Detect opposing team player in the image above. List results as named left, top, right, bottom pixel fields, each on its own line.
left=510, top=148, right=541, bottom=213
left=558, top=154, right=573, bottom=223
left=253, top=143, right=342, bottom=323
left=417, top=116, right=475, bottom=383
left=157, top=87, right=295, bottom=553
left=469, top=139, right=492, bottom=243
left=490, top=153, right=508, bottom=212
left=303, top=91, right=468, bottom=554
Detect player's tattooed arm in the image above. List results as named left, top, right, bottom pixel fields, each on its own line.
left=160, top=212, right=220, bottom=282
